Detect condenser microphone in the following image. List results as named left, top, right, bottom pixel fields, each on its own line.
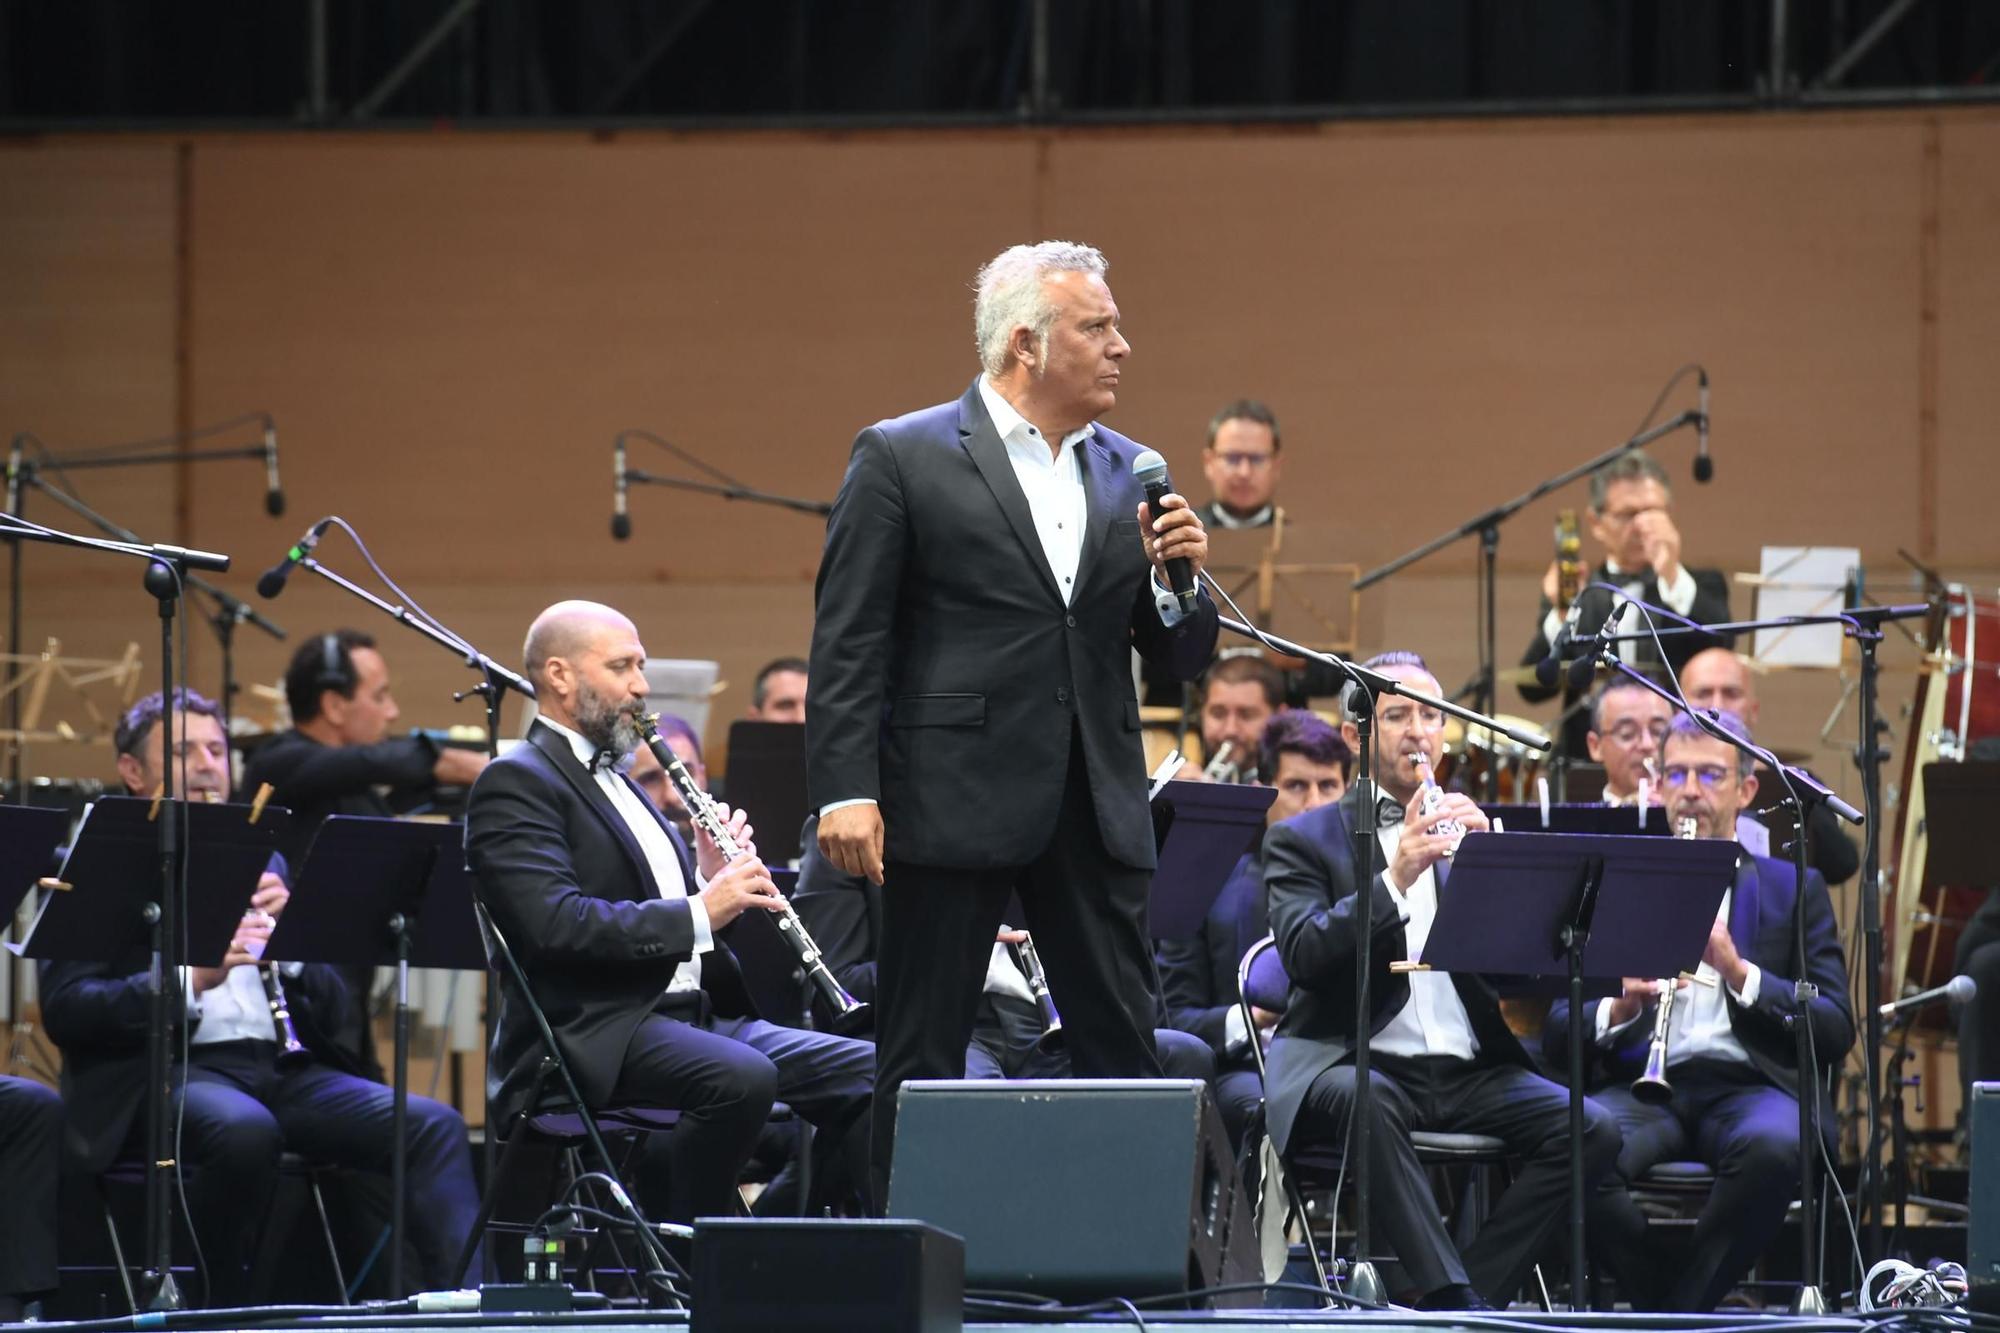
left=1878, top=974, right=1975, bottom=1020
left=262, top=418, right=286, bottom=517
left=1692, top=369, right=1713, bottom=483
left=256, top=517, right=333, bottom=599
left=1131, top=450, right=1197, bottom=615
left=611, top=438, right=631, bottom=541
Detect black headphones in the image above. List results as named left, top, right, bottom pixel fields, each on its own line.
left=316, top=632, right=353, bottom=695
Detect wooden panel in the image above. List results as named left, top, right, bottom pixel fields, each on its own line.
left=1936, top=118, right=2000, bottom=566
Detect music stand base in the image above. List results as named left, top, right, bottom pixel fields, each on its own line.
left=1346, top=1260, right=1386, bottom=1306
left=1792, top=1284, right=1828, bottom=1315
left=145, top=1270, right=185, bottom=1312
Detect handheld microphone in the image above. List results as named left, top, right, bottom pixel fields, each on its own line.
left=5, top=435, right=21, bottom=516
left=1878, top=973, right=1975, bottom=1020
left=611, top=438, right=631, bottom=541
left=256, top=517, right=333, bottom=599
left=262, top=418, right=286, bottom=517
left=1693, top=369, right=1713, bottom=483
left=1131, top=449, right=1198, bottom=614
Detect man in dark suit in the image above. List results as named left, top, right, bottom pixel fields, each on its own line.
left=1264, top=651, right=1621, bottom=1310
left=1544, top=708, right=1853, bottom=1311
left=0, top=1075, right=60, bottom=1320
left=1158, top=710, right=1350, bottom=1150
left=243, top=629, right=490, bottom=1077
left=40, top=689, right=481, bottom=1301
left=1516, top=451, right=1731, bottom=757
left=1193, top=399, right=1282, bottom=531
left=809, top=241, right=1218, bottom=1183
left=466, top=601, right=873, bottom=1225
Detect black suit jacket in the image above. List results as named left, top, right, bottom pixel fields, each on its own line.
left=38, top=854, right=353, bottom=1176
left=1158, top=849, right=1269, bottom=1061
left=240, top=729, right=441, bottom=868
left=1517, top=565, right=1733, bottom=756
left=1543, top=851, right=1853, bottom=1143
left=807, top=379, right=1220, bottom=872
left=464, top=722, right=754, bottom=1129
left=1261, top=790, right=1533, bottom=1155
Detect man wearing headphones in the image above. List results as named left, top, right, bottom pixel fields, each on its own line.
left=241, top=629, right=488, bottom=1075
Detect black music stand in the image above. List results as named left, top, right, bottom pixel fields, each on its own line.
left=1478, top=803, right=1672, bottom=837
left=1146, top=781, right=1275, bottom=941
left=1921, top=763, right=2000, bottom=887
left=724, top=722, right=808, bottom=864
left=1418, top=830, right=1739, bottom=1308
left=265, top=814, right=450, bottom=1296
left=0, top=805, right=70, bottom=922
left=719, top=868, right=805, bottom=1027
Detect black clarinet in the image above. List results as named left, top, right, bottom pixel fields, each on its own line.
left=637, top=713, right=870, bottom=1033
left=246, top=911, right=310, bottom=1068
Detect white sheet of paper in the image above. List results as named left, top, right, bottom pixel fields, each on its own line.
left=1752, top=546, right=1859, bottom=668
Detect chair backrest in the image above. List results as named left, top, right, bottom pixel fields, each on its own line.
left=1239, top=935, right=1291, bottom=1016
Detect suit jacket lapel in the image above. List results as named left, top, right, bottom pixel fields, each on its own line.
left=1074, top=435, right=1119, bottom=596
left=1728, top=852, right=1761, bottom=955
left=957, top=381, right=1064, bottom=607
left=527, top=722, right=661, bottom=899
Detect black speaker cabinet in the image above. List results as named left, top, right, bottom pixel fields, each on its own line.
left=691, top=1218, right=963, bottom=1333
left=1973, top=1082, right=2000, bottom=1285
left=886, top=1078, right=1257, bottom=1307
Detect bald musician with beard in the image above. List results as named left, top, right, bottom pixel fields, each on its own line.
left=466, top=602, right=874, bottom=1225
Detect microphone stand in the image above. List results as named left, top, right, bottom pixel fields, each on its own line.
left=621, top=468, right=832, bottom=517
left=283, top=543, right=533, bottom=1295
left=1, top=511, right=229, bottom=1311
left=1208, top=593, right=1548, bottom=1304
left=1354, top=410, right=1704, bottom=801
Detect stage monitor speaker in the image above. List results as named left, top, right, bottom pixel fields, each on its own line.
left=1973, top=1082, right=2000, bottom=1284
left=691, top=1217, right=964, bottom=1333
left=886, top=1078, right=1256, bottom=1307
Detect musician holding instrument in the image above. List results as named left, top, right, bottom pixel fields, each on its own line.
left=1544, top=709, right=1853, bottom=1312
left=1188, top=653, right=1286, bottom=783
left=1517, top=450, right=1732, bottom=756
left=466, top=601, right=874, bottom=1226
left=1264, top=651, right=1620, bottom=1311
left=40, top=688, right=482, bottom=1302
left=1587, top=675, right=1674, bottom=806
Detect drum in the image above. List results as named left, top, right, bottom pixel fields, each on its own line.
left=1441, top=713, right=1550, bottom=804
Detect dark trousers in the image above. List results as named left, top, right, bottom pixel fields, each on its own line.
left=165, top=1041, right=481, bottom=1300
left=617, top=1011, right=874, bottom=1224
left=1587, top=1062, right=1804, bottom=1311
left=0, top=1076, right=61, bottom=1304
left=1294, top=1052, right=1621, bottom=1303
left=873, top=730, right=1166, bottom=1191
left=965, top=992, right=1215, bottom=1084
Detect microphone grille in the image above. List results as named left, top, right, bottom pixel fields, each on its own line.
left=1950, top=974, right=1978, bottom=1003
left=1131, top=449, right=1169, bottom=486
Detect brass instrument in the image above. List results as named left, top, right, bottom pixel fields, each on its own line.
left=1632, top=815, right=1702, bottom=1103
left=1010, top=932, right=1064, bottom=1053
left=638, top=712, right=870, bottom=1033
left=1410, top=753, right=1466, bottom=857
left=1554, top=509, right=1583, bottom=616
left=1201, top=740, right=1240, bottom=784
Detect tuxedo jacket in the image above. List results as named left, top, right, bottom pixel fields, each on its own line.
left=807, top=378, right=1220, bottom=872
left=1158, top=849, right=1269, bottom=1061
left=1261, top=790, right=1534, bottom=1155
left=38, top=853, right=354, bottom=1176
left=1543, top=851, right=1853, bottom=1141
left=464, top=722, right=753, bottom=1129
left=1516, top=565, right=1733, bottom=755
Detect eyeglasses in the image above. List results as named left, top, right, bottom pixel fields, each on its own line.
left=1599, top=503, right=1665, bottom=526
left=1605, top=720, right=1670, bottom=746
left=1662, top=763, right=1732, bottom=788
left=1381, top=705, right=1446, bottom=732
left=1212, top=451, right=1274, bottom=471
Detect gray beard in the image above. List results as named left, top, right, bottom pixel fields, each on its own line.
left=574, top=686, right=644, bottom=761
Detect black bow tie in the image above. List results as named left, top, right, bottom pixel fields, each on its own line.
left=1376, top=796, right=1405, bottom=829
left=587, top=747, right=619, bottom=774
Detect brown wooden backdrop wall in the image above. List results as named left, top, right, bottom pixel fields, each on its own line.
left=4, top=110, right=1998, bottom=802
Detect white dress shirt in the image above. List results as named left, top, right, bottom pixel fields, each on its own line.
left=1372, top=825, right=1480, bottom=1061
left=188, top=961, right=283, bottom=1045
left=540, top=717, right=712, bottom=993
left=1597, top=876, right=1761, bottom=1065
left=1541, top=559, right=1698, bottom=667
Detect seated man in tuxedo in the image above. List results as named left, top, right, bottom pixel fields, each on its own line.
left=0, top=1075, right=60, bottom=1320
left=41, top=689, right=481, bottom=1301
left=746, top=657, right=809, bottom=723
left=465, top=601, right=873, bottom=1225
left=1544, top=708, right=1854, bottom=1311
left=1194, top=399, right=1282, bottom=531
left=1264, top=651, right=1621, bottom=1310
left=1680, top=647, right=1858, bottom=885
left=243, top=629, right=490, bottom=1075
left=1158, top=710, right=1350, bottom=1150
left=1517, top=450, right=1731, bottom=757
left=791, top=818, right=1215, bottom=1086
left=1589, top=676, right=1674, bottom=806
left=1187, top=653, right=1286, bottom=783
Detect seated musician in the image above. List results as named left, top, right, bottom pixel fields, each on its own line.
left=1588, top=676, right=1674, bottom=806
left=1517, top=450, right=1731, bottom=757
left=1544, top=708, right=1853, bottom=1311
left=791, top=821, right=1215, bottom=1086
left=0, top=1075, right=60, bottom=1319
left=40, top=688, right=481, bottom=1302
left=1158, top=710, right=1350, bottom=1150
left=745, top=657, right=809, bottom=723
left=242, top=629, right=490, bottom=1076
left=1184, top=652, right=1286, bottom=783
left=1679, top=646, right=1858, bottom=885
left=464, top=601, right=873, bottom=1226
left=1264, top=650, right=1620, bottom=1311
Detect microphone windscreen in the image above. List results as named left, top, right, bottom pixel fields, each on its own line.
left=1693, top=455, right=1714, bottom=483
left=256, top=566, right=290, bottom=599
left=1949, top=974, right=1978, bottom=1003
left=1130, top=449, right=1169, bottom=488
left=266, top=489, right=286, bottom=518
left=1534, top=653, right=1562, bottom=690
left=611, top=513, right=632, bottom=541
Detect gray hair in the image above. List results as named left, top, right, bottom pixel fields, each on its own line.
left=1590, top=449, right=1671, bottom=511
left=973, top=241, right=1108, bottom=378
left=1665, top=707, right=1759, bottom=781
